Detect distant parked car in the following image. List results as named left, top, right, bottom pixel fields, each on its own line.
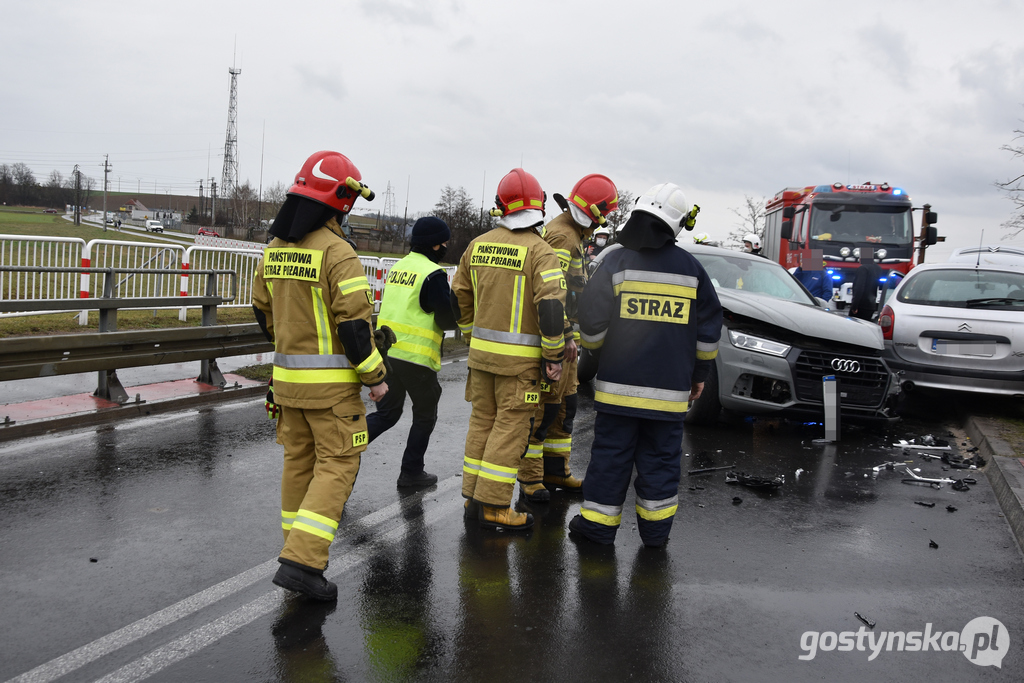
left=880, top=263, right=1024, bottom=397
left=947, top=245, right=1024, bottom=268
left=145, top=220, right=164, bottom=233
left=197, top=228, right=220, bottom=237
left=679, top=244, right=900, bottom=426
left=43, top=208, right=58, bottom=214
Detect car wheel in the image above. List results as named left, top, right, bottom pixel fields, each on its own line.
left=685, top=361, right=721, bottom=427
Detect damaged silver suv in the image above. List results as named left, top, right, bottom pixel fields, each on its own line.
left=683, top=244, right=900, bottom=426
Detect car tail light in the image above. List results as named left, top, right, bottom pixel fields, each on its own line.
left=878, top=305, right=894, bottom=340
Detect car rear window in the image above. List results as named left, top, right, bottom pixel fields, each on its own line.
left=694, top=252, right=814, bottom=304
left=897, top=268, right=1024, bottom=309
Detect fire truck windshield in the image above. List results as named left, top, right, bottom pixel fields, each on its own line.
left=809, top=203, right=913, bottom=245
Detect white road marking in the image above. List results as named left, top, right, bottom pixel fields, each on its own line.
left=5, top=476, right=461, bottom=683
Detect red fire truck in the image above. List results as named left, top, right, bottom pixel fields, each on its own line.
left=763, top=182, right=938, bottom=306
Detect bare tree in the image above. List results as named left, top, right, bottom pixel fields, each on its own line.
left=997, top=123, right=1024, bottom=239
left=727, top=194, right=767, bottom=248
left=11, top=162, right=38, bottom=205
left=434, top=185, right=490, bottom=261
left=231, top=181, right=260, bottom=238
left=603, top=189, right=634, bottom=235
left=0, top=164, right=11, bottom=205
left=261, top=181, right=287, bottom=223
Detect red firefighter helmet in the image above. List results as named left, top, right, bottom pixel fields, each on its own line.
left=287, top=150, right=374, bottom=214
left=490, top=168, right=546, bottom=217
left=569, top=174, right=618, bottom=226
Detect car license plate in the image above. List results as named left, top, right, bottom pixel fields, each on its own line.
left=931, top=339, right=996, bottom=357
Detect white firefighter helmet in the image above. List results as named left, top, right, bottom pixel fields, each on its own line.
left=632, top=183, right=691, bottom=237
left=743, top=233, right=761, bottom=251
left=693, top=232, right=710, bottom=244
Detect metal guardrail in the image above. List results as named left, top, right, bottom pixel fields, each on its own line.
left=0, top=324, right=272, bottom=381
left=0, top=265, right=243, bottom=403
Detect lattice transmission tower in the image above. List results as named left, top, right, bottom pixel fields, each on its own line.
left=220, top=66, right=241, bottom=198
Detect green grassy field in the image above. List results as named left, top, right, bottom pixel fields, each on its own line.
left=0, top=307, right=258, bottom=338
left=0, top=206, right=164, bottom=244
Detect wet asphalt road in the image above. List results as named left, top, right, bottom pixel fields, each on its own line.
left=1, top=361, right=1022, bottom=683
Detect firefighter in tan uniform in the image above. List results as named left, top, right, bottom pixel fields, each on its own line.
left=452, top=168, right=567, bottom=531
left=519, top=174, right=619, bottom=502
left=253, top=150, right=387, bottom=601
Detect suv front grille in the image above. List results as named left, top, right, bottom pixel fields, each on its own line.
left=793, top=351, right=889, bottom=407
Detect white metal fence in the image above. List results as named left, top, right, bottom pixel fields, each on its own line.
left=0, top=235, right=86, bottom=315
left=1, top=233, right=460, bottom=321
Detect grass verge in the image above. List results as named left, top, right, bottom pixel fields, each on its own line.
left=0, top=307, right=258, bottom=338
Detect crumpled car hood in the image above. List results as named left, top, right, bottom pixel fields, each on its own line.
left=716, top=289, right=884, bottom=351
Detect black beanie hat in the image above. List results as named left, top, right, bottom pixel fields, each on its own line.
left=410, top=216, right=451, bottom=247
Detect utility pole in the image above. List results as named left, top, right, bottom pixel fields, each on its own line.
left=211, top=179, right=218, bottom=226
left=402, top=175, right=410, bottom=253
left=73, top=164, right=81, bottom=225
left=101, top=155, right=111, bottom=232
left=198, top=179, right=205, bottom=222
left=256, top=120, right=265, bottom=240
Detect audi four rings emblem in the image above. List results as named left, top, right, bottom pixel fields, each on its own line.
left=831, top=358, right=861, bottom=373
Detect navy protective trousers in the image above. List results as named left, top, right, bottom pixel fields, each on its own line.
left=577, top=412, right=684, bottom=546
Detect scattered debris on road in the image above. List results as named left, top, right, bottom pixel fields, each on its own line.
left=855, top=612, right=876, bottom=629
left=902, top=468, right=954, bottom=488
left=914, top=501, right=936, bottom=508
left=946, top=505, right=958, bottom=512
left=929, top=539, right=939, bottom=549
left=892, top=439, right=952, bottom=452
left=732, top=497, right=743, bottom=505
left=725, top=472, right=784, bottom=489
left=688, top=465, right=735, bottom=476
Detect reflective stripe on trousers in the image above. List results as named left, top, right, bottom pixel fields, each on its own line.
left=463, top=456, right=518, bottom=484
left=636, top=494, right=679, bottom=521
left=581, top=500, right=623, bottom=527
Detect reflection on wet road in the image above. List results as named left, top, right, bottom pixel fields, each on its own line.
left=1, top=364, right=1021, bottom=682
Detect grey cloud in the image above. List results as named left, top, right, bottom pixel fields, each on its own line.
left=856, top=24, right=914, bottom=88
left=358, top=0, right=437, bottom=27
left=293, top=66, right=347, bottom=102
left=699, top=12, right=781, bottom=44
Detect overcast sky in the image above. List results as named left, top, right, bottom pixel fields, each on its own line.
left=3, top=0, right=1023, bottom=257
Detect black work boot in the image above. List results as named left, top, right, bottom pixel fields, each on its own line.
left=397, top=470, right=439, bottom=488
left=273, top=563, right=338, bottom=601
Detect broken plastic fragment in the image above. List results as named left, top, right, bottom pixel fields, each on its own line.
left=855, top=612, right=876, bottom=629
left=929, top=539, right=939, bottom=549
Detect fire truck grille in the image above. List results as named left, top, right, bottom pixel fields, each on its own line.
left=794, top=351, right=889, bottom=407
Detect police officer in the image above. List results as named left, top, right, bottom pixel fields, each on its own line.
left=253, top=150, right=387, bottom=600
left=519, top=174, right=619, bottom=502
left=452, top=168, right=567, bottom=531
left=572, top=183, right=722, bottom=548
left=367, top=216, right=457, bottom=487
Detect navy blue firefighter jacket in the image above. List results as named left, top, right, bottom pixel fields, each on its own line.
left=578, top=243, right=723, bottom=421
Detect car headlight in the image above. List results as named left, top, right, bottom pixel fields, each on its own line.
left=852, top=248, right=861, bottom=258
left=876, top=248, right=887, bottom=259
left=728, top=329, right=791, bottom=357
left=839, top=247, right=851, bottom=257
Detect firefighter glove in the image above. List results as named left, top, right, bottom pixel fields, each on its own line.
left=265, top=379, right=280, bottom=420
left=374, top=325, right=397, bottom=353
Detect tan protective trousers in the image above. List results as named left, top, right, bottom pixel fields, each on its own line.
left=463, top=367, right=541, bottom=506
left=278, top=403, right=367, bottom=571
left=520, top=360, right=578, bottom=484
